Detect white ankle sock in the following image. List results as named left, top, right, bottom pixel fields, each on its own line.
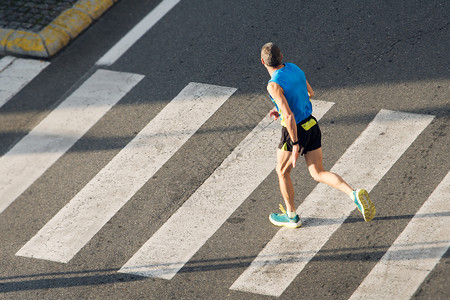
left=287, top=211, right=297, bottom=218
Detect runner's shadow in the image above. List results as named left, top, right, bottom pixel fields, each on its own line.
left=301, top=211, right=450, bottom=227
left=0, top=269, right=145, bottom=293
left=2, top=244, right=448, bottom=292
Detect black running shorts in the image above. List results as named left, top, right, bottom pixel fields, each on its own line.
left=278, top=115, right=321, bottom=155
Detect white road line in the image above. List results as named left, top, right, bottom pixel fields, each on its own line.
left=230, top=110, right=434, bottom=297
left=0, top=56, right=50, bottom=109
left=16, top=83, right=236, bottom=263
left=0, top=56, right=15, bottom=71
left=118, top=100, right=334, bottom=279
left=349, top=171, right=450, bottom=300
left=96, top=0, right=180, bottom=66
left=0, top=70, right=144, bottom=215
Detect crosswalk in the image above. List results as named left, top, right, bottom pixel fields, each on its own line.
left=0, top=56, right=49, bottom=109
left=119, top=100, right=334, bottom=279
left=16, top=82, right=236, bottom=263
left=230, top=110, right=434, bottom=296
left=0, top=69, right=144, bottom=214
left=349, top=172, right=450, bottom=300
left=1, top=60, right=449, bottom=298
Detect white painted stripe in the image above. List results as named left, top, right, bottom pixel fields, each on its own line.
left=118, top=100, right=334, bottom=279
left=96, top=0, right=180, bottom=66
left=0, top=56, right=50, bottom=108
left=349, top=171, right=450, bottom=300
left=16, top=83, right=236, bottom=263
left=230, top=110, right=434, bottom=297
left=0, top=70, right=144, bottom=214
left=0, top=56, right=15, bottom=71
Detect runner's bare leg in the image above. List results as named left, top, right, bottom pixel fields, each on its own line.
left=276, top=149, right=296, bottom=212
left=304, top=148, right=353, bottom=195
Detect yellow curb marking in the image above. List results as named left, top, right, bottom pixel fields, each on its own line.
left=75, top=0, right=115, bottom=19
left=0, top=0, right=117, bottom=58
left=52, top=8, right=92, bottom=39
left=40, top=25, right=71, bottom=57
left=0, top=29, right=14, bottom=51
left=6, top=31, right=47, bottom=57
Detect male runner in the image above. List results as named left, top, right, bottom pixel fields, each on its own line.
left=261, top=42, right=375, bottom=228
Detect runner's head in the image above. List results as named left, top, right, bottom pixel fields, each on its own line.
left=261, top=42, right=282, bottom=67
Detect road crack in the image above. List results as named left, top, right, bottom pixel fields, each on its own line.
left=369, top=21, right=449, bottom=66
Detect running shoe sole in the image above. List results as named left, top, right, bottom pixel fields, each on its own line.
left=269, top=214, right=302, bottom=228
left=354, top=189, right=376, bottom=222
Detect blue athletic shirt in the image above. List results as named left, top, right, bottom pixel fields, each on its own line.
left=269, top=63, right=312, bottom=127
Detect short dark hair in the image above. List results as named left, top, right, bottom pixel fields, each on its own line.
left=261, top=42, right=282, bottom=67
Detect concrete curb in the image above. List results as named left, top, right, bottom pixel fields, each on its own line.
left=0, top=0, right=119, bottom=58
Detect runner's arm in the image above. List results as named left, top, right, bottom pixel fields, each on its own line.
left=267, top=82, right=300, bottom=166
left=306, top=80, right=314, bottom=98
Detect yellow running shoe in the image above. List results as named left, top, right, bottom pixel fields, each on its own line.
left=353, top=189, right=376, bottom=222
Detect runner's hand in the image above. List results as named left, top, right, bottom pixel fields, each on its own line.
left=269, top=108, right=279, bottom=120
left=292, top=144, right=300, bottom=168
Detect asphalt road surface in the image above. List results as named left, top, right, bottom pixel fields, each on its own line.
left=0, top=0, right=449, bottom=299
